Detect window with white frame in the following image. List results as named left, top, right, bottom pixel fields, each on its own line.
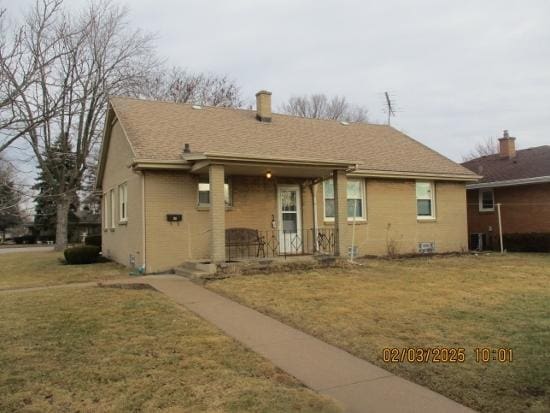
left=323, top=178, right=366, bottom=221
left=478, top=189, right=495, bottom=211
left=197, top=176, right=232, bottom=207
left=118, top=182, right=128, bottom=222
left=416, top=181, right=435, bottom=219
left=103, top=193, right=109, bottom=230
left=109, top=189, right=116, bottom=228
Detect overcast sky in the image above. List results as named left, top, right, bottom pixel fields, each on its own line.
left=11, top=0, right=550, bottom=162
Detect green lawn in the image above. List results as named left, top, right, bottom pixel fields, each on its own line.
left=207, top=253, right=550, bottom=413
left=0, top=286, right=341, bottom=412
left=0, top=251, right=129, bottom=290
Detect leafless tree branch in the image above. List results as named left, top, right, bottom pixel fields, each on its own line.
left=462, top=137, right=499, bottom=162
left=139, top=66, right=242, bottom=107
left=3, top=0, right=158, bottom=249
left=280, top=93, right=368, bottom=123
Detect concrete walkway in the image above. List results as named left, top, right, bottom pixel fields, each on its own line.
left=3, top=275, right=475, bottom=412
left=0, top=246, right=54, bottom=254
left=143, top=275, right=475, bottom=413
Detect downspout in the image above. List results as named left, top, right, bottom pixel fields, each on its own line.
left=348, top=164, right=360, bottom=262
left=141, top=171, right=147, bottom=273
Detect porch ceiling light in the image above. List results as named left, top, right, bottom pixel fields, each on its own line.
left=266, top=170, right=272, bottom=179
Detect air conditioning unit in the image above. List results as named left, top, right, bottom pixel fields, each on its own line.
left=418, top=242, right=435, bottom=254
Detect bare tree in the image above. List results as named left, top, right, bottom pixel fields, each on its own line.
left=0, top=1, right=65, bottom=153
left=280, top=93, right=368, bottom=123
left=462, top=137, right=499, bottom=162
left=140, top=66, right=242, bottom=107
left=8, top=0, right=157, bottom=250
left=0, top=156, right=22, bottom=241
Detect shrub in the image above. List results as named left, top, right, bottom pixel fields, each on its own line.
left=64, top=246, right=101, bottom=265
left=503, top=233, right=550, bottom=252
left=84, top=235, right=101, bottom=247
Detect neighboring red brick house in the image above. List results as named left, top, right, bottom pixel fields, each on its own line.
left=462, top=131, right=550, bottom=250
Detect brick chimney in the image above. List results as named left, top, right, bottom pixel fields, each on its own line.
left=499, top=130, right=516, bottom=159
left=255, top=90, right=272, bottom=122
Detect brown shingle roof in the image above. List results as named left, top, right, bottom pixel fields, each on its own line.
left=109, top=96, right=475, bottom=178
left=461, top=146, right=550, bottom=183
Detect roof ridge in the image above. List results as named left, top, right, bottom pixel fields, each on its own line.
left=109, top=95, right=393, bottom=128
left=462, top=145, right=550, bottom=165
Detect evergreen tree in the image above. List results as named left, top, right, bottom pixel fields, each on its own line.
left=33, top=136, right=79, bottom=241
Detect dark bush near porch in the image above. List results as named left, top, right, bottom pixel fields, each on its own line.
left=64, top=246, right=101, bottom=265
left=84, top=235, right=101, bottom=247
left=503, top=233, right=550, bottom=252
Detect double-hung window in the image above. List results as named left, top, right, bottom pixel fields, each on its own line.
left=197, top=176, right=232, bottom=207
left=323, top=178, right=366, bottom=221
left=103, top=194, right=109, bottom=230
left=118, top=182, right=128, bottom=222
left=479, top=189, right=494, bottom=212
left=109, top=189, right=116, bottom=228
left=416, top=181, right=435, bottom=219
left=347, top=180, right=365, bottom=219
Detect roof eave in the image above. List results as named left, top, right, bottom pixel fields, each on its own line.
left=351, top=169, right=480, bottom=182
left=131, top=159, right=192, bottom=171
left=466, top=175, right=550, bottom=189
left=182, top=151, right=360, bottom=169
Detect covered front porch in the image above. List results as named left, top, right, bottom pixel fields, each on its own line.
left=186, top=152, right=356, bottom=263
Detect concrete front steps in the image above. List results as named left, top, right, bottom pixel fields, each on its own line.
left=174, top=255, right=343, bottom=281
left=173, top=261, right=218, bottom=281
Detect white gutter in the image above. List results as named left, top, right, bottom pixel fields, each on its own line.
left=466, top=175, right=550, bottom=189
left=349, top=169, right=480, bottom=182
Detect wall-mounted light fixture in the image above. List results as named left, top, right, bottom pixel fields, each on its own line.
left=266, top=170, right=272, bottom=179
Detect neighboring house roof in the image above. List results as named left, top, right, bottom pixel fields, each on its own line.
left=462, top=146, right=550, bottom=186
left=102, top=96, right=477, bottom=183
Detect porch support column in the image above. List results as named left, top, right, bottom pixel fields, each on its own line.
left=209, top=164, right=226, bottom=262
left=333, top=169, right=348, bottom=256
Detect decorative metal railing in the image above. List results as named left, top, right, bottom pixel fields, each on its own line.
left=225, top=227, right=335, bottom=260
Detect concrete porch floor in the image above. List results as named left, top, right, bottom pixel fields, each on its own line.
left=174, top=253, right=339, bottom=278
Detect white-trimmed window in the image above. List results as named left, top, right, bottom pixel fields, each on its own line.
left=103, top=193, right=109, bottom=230
left=416, top=181, right=435, bottom=219
left=323, top=178, right=366, bottom=221
left=118, top=182, right=128, bottom=222
left=197, top=176, right=232, bottom=207
left=479, top=189, right=495, bottom=212
left=109, top=189, right=116, bottom=228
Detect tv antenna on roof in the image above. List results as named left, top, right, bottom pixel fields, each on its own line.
left=384, top=91, right=396, bottom=126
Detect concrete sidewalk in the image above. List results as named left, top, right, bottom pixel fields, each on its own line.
left=143, top=275, right=475, bottom=413
left=0, top=246, right=54, bottom=254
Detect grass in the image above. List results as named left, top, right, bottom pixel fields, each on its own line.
left=0, top=286, right=341, bottom=413
left=207, top=253, right=550, bottom=413
left=0, top=251, right=129, bottom=290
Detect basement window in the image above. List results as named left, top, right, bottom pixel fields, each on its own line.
left=197, top=176, right=232, bottom=207
left=479, top=189, right=495, bottom=212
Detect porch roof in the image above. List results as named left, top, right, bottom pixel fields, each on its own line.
left=132, top=152, right=356, bottom=178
